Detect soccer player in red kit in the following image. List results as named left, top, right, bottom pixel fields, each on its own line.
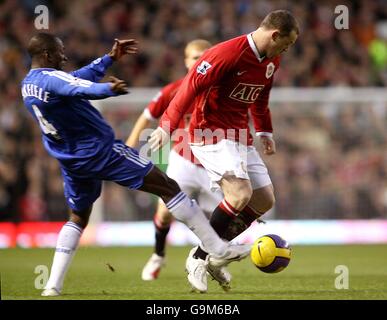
left=149, top=10, right=299, bottom=292
left=126, top=40, right=224, bottom=283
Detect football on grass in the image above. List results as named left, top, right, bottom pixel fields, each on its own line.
left=250, top=234, right=291, bottom=273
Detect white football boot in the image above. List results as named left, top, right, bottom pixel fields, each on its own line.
left=185, top=247, right=208, bottom=293
left=41, top=288, right=61, bottom=297
left=209, top=243, right=251, bottom=268
left=206, top=243, right=250, bottom=291
left=207, top=263, right=232, bottom=292
left=141, top=253, right=165, bottom=281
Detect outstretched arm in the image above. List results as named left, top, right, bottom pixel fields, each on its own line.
left=149, top=46, right=236, bottom=151
left=70, top=55, right=114, bottom=82
left=70, top=39, right=138, bottom=82
left=44, top=70, right=128, bottom=99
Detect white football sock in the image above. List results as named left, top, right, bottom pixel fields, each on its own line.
left=166, top=192, right=227, bottom=256
left=45, top=221, right=83, bottom=292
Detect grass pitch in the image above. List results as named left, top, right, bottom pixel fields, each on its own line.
left=1, top=245, right=386, bottom=300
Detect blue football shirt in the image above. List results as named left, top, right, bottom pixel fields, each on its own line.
left=21, top=55, right=123, bottom=173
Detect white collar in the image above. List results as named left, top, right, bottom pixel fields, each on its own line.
left=247, top=33, right=265, bottom=62
left=30, top=67, right=55, bottom=70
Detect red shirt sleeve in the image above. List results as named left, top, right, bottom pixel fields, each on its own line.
left=145, top=79, right=183, bottom=120
left=159, top=44, right=237, bottom=133
left=249, top=77, right=273, bottom=134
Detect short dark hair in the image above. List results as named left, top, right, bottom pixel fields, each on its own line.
left=260, top=10, right=299, bottom=36
left=27, top=33, right=61, bottom=58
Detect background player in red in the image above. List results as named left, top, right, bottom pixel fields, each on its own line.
left=150, top=10, right=299, bottom=292
left=126, top=39, right=226, bottom=284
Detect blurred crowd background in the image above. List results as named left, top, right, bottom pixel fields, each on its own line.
left=0, top=0, right=386, bottom=222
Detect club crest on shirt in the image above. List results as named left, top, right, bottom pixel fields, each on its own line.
left=266, top=62, right=275, bottom=78
left=229, top=83, right=265, bottom=103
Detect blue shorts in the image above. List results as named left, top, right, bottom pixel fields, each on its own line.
left=61, top=141, right=153, bottom=212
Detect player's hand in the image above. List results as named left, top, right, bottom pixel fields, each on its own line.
left=260, top=135, right=276, bottom=155
left=149, top=127, right=169, bottom=152
left=109, top=76, right=129, bottom=94
left=108, top=39, right=138, bottom=61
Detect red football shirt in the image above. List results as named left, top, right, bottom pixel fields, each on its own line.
left=160, top=33, right=280, bottom=146
left=144, top=78, right=200, bottom=164
left=145, top=79, right=184, bottom=120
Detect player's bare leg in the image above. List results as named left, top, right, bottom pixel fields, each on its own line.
left=193, top=178, right=275, bottom=290
left=208, top=183, right=275, bottom=254
left=187, top=176, right=252, bottom=290
left=218, top=184, right=275, bottom=243
left=139, top=166, right=230, bottom=257
left=194, top=176, right=253, bottom=260
left=247, top=184, right=275, bottom=216
left=139, top=167, right=251, bottom=292
left=219, top=176, right=253, bottom=210
left=141, top=202, right=172, bottom=280
left=42, top=207, right=92, bottom=296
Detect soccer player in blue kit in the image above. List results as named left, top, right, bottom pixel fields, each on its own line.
left=21, top=33, right=250, bottom=296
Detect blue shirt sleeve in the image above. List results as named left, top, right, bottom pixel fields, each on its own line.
left=43, top=70, right=120, bottom=99
left=69, top=55, right=113, bottom=82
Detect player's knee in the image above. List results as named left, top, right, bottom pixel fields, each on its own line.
left=240, top=183, right=253, bottom=205
left=156, top=173, right=181, bottom=204
left=70, top=208, right=91, bottom=229
left=239, top=191, right=253, bottom=210
left=156, top=205, right=173, bottom=226
left=69, top=214, right=88, bottom=229
left=159, top=215, right=173, bottom=226
left=142, top=167, right=182, bottom=203
left=223, top=178, right=253, bottom=210
left=164, top=176, right=181, bottom=196
left=227, top=187, right=253, bottom=211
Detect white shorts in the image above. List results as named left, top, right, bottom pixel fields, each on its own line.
left=163, top=150, right=223, bottom=215
left=190, top=139, right=272, bottom=191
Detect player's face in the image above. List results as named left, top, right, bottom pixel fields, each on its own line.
left=185, top=48, right=206, bottom=70
left=267, top=30, right=298, bottom=58
left=51, top=38, right=68, bottom=70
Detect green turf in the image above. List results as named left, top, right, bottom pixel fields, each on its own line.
left=1, top=245, right=386, bottom=300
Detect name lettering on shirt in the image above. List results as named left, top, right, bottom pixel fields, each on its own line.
left=229, top=83, right=265, bottom=103
left=21, top=84, right=50, bottom=102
